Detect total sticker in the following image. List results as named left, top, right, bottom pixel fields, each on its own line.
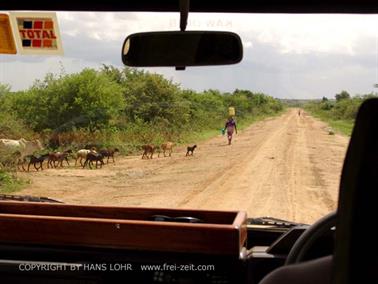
left=9, top=12, right=63, bottom=55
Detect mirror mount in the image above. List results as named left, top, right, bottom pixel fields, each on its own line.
left=179, top=0, right=190, bottom=32
left=177, top=0, right=190, bottom=70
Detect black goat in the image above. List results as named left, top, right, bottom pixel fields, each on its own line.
left=27, top=154, right=50, bottom=171
left=99, top=148, right=119, bottom=163
left=83, top=152, right=104, bottom=169
left=186, top=145, right=197, bottom=156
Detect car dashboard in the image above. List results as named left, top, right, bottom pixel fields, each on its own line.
left=0, top=201, right=334, bottom=284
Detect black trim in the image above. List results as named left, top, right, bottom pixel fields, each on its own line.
left=1, top=0, right=378, bottom=13
left=334, top=98, right=378, bottom=284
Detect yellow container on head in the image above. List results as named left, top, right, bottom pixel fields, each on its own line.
left=228, top=107, right=235, bottom=117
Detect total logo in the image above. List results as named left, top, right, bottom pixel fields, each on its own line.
left=9, top=12, right=63, bottom=55
left=17, top=18, right=57, bottom=49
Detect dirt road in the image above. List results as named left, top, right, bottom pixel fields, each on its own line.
left=18, top=109, right=349, bottom=224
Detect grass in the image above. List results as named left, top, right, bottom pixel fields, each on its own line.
left=0, top=169, right=28, bottom=194
left=182, top=129, right=220, bottom=144
left=305, top=110, right=354, bottom=136
left=326, top=119, right=354, bottom=136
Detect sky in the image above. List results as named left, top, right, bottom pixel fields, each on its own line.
left=0, top=12, right=378, bottom=99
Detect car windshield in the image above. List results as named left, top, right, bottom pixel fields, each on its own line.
left=1, top=12, right=377, bottom=224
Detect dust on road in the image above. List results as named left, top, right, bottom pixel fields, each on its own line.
left=18, top=109, right=349, bottom=224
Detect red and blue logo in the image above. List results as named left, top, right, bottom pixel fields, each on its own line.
left=17, top=18, right=57, bottom=49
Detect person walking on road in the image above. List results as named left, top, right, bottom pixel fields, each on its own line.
left=225, top=117, right=237, bottom=145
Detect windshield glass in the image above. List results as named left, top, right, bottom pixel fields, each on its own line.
left=1, top=12, right=377, bottom=224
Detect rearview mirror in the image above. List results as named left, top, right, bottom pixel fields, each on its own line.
left=122, top=31, right=243, bottom=67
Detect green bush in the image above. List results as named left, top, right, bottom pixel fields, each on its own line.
left=305, top=91, right=377, bottom=136
left=0, top=169, right=27, bottom=194
left=5, top=69, right=125, bottom=133
left=0, top=67, right=283, bottom=150
left=331, top=97, right=362, bottom=120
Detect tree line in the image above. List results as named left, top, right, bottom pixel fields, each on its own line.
left=305, top=90, right=377, bottom=135
left=0, top=65, right=283, bottom=152
left=306, top=90, right=377, bottom=120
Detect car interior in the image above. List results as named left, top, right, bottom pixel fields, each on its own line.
left=0, top=1, right=377, bottom=284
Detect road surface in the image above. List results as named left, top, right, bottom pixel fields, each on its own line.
left=18, top=109, right=349, bottom=224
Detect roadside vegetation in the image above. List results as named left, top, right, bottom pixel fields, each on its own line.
left=0, top=168, right=28, bottom=194
left=0, top=65, right=283, bottom=193
left=0, top=65, right=283, bottom=153
left=305, top=90, right=377, bottom=136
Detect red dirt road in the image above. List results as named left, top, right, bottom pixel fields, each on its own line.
left=19, top=109, right=349, bottom=224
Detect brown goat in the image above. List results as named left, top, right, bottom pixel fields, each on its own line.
left=47, top=149, right=72, bottom=168
left=160, top=142, right=175, bottom=157
left=141, top=144, right=155, bottom=159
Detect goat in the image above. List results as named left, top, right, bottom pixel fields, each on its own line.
left=83, top=152, right=104, bottom=169
left=99, top=148, right=119, bottom=164
left=47, top=149, right=72, bottom=168
left=141, top=144, right=155, bottom=159
left=186, top=145, right=197, bottom=156
left=56, top=149, right=72, bottom=167
left=75, top=148, right=97, bottom=166
left=27, top=154, right=50, bottom=171
left=160, top=142, right=175, bottom=157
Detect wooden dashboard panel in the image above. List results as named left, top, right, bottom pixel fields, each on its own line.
left=0, top=201, right=247, bottom=257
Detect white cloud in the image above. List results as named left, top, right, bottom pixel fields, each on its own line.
left=244, top=41, right=253, bottom=49
left=220, top=14, right=378, bottom=55
left=0, top=56, right=101, bottom=91
left=57, top=12, right=378, bottom=55
left=1, top=12, right=377, bottom=98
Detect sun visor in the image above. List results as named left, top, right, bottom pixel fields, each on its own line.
left=0, top=14, right=17, bottom=54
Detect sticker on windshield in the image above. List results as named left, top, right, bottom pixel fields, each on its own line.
left=9, top=12, right=63, bottom=55
left=0, top=14, right=17, bottom=54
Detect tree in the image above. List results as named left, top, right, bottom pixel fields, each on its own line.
left=0, top=83, right=11, bottom=96
left=100, top=64, right=126, bottom=84
left=121, top=69, right=190, bottom=128
left=322, top=96, right=328, bottom=102
left=335, top=90, right=350, bottom=102
left=0, top=64, right=284, bottom=147
left=10, top=69, right=126, bottom=132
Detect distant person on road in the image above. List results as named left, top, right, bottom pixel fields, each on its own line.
left=224, top=117, right=237, bottom=145
left=298, top=109, right=301, bottom=116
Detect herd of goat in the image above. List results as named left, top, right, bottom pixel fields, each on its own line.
left=26, top=147, right=120, bottom=171
left=141, top=143, right=197, bottom=159
left=0, top=138, right=198, bottom=172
